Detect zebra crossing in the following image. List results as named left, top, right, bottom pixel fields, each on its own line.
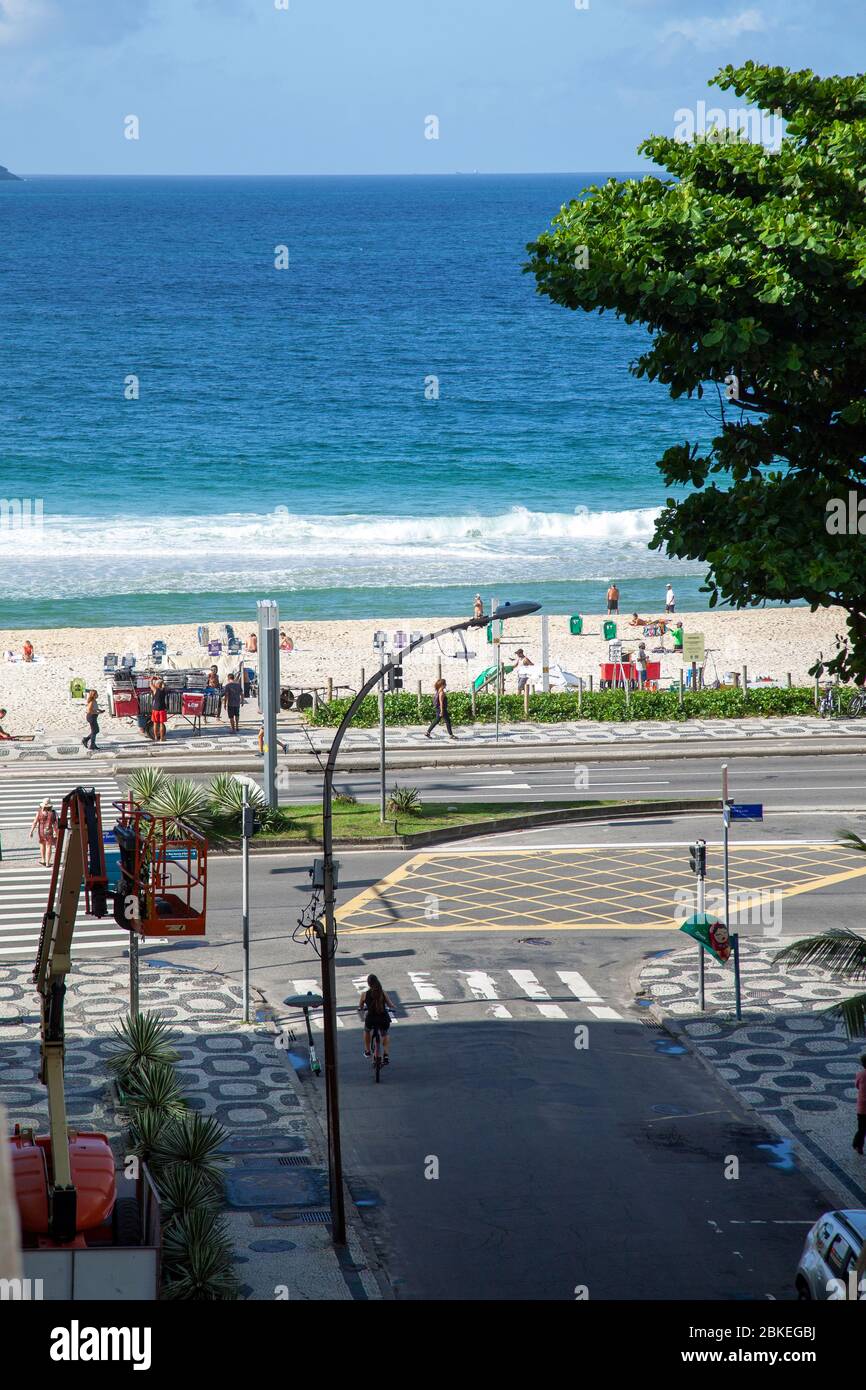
left=0, top=763, right=130, bottom=958
left=0, top=762, right=121, bottom=832
left=286, top=966, right=624, bottom=1028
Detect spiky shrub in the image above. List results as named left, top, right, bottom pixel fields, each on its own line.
left=206, top=772, right=281, bottom=835
left=151, top=1112, right=228, bottom=1189
left=387, top=785, right=422, bottom=817
left=148, top=777, right=214, bottom=839
left=333, top=788, right=357, bottom=806
left=156, top=1164, right=224, bottom=1226
left=105, top=1012, right=181, bottom=1087
left=122, top=1062, right=187, bottom=1117
left=127, top=1106, right=172, bottom=1165
left=127, top=767, right=169, bottom=807
left=160, top=1209, right=240, bottom=1301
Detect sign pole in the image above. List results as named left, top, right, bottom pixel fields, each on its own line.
left=541, top=614, right=549, bottom=693
left=697, top=858, right=706, bottom=1012
left=241, top=783, right=251, bottom=1024
left=721, top=762, right=743, bottom=1018
left=129, top=931, right=139, bottom=1018
left=257, top=599, right=280, bottom=810
left=379, top=646, right=387, bottom=821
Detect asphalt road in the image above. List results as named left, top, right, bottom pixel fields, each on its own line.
left=265, top=751, right=866, bottom=811
left=170, top=806, right=866, bottom=1301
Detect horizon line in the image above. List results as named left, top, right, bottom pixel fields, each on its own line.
left=4, top=168, right=654, bottom=180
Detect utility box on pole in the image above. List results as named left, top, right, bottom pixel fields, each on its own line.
left=257, top=600, right=280, bottom=810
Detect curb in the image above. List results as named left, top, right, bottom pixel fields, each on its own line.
left=629, top=961, right=866, bottom=1214
left=110, top=736, right=866, bottom=776
left=211, top=798, right=722, bottom=856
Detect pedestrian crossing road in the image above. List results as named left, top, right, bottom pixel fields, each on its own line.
left=282, top=966, right=625, bottom=1029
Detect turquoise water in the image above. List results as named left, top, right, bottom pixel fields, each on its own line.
left=0, top=173, right=719, bottom=628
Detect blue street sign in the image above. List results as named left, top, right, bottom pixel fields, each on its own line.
left=729, top=803, right=763, bottom=821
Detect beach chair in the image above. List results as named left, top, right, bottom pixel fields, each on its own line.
left=69, top=677, right=86, bottom=699
left=119, top=652, right=136, bottom=671
left=103, top=652, right=118, bottom=673
left=208, top=639, right=223, bottom=658
left=197, top=625, right=210, bottom=647
left=151, top=640, right=167, bottom=665
left=227, top=637, right=243, bottom=656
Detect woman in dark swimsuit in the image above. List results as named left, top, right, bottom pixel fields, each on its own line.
left=358, top=974, right=393, bottom=1064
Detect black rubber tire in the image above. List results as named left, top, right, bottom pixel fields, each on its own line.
left=112, top=1196, right=142, bottom=1246
left=796, top=1280, right=811, bottom=1301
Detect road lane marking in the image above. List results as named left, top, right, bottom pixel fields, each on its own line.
left=558, top=969, right=624, bottom=1020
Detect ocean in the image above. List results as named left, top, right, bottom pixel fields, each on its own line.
left=0, top=173, right=720, bottom=630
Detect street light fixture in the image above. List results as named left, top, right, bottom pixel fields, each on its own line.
left=315, top=600, right=541, bottom=1245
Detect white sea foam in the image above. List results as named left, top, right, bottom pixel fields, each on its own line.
left=1, top=504, right=703, bottom=598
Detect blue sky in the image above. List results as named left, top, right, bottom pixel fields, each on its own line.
left=0, top=0, right=862, bottom=174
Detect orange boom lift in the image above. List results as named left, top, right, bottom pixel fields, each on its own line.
left=8, top=787, right=206, bottom=1251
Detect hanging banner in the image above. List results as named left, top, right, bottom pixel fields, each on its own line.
left=679, top=913, right=732, bottom=964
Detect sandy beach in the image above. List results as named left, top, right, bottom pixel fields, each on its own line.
left=0, top=607, right=846, bottom=741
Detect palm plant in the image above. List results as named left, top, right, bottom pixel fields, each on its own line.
left=127, top=766, right=169, bottom=807
left=151, top=1111, right=228, bottom=1188
left=387, top=784, right=422, bottom=817
left=774, top=926, right=866, bottom=1038
left=105, top=1011, right=181, bottom=1086
left=160, top=1208, right=239, bottom=1300
left=148, top=776, right=214, bottom=839
left=122, top=1062, right=187, bottom=1117
left=127, top=1106, right=172, bottom=1164
left=156, top=1164, right=224, bottom=1226
left=206, top=771, right=277, bottom=835
left=774, top=828, right=866, bottom=1037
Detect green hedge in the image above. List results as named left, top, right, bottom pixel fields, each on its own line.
left=307, top=685, right=829, bottom=728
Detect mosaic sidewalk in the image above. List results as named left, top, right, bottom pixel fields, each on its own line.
left=0, top=957, right=381, bottom=1300
left=639, top=943, right=866, bottom=1207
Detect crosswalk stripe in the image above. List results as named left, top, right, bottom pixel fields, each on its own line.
left=0, top=767, right=128, bottom=959
left=508, top=968, right=568, bottom=1017
left=558, top=969, right=624, bottom=1020
left=407, top=971, right=443, bottom=1019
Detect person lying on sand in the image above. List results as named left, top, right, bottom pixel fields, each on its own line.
left=628, top=613, right=649, bottom=626
left=0, top=707, right=33, bottom=740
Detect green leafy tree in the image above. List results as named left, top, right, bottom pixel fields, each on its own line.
left=527, top=61, right=866, bottom=682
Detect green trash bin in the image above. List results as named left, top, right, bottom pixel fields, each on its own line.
left=569, top=615, right=583, bottom=636
left=486, top=624, right=493, bottom=644
left=603, top=620, right=617, bottom=641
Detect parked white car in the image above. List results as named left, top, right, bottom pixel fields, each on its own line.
left=796, top=1210, right=866, bottom=1300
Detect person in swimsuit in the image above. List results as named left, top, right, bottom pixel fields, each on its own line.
left=30, top=797, right=58, bottom=867
left=358, top=974, right=393, bottom=1064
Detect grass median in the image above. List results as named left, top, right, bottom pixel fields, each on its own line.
left=253, top=799, right=617, bottom=845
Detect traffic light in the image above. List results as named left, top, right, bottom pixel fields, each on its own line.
left=388, top=663, right=403, bottom=692
left=689, top=840, right=707, bottom=878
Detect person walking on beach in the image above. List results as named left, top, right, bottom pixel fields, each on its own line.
left=513, top=648, right=534, bottom=693
left=81, top=688, right=103, bottom=750
left=426, top=678, right=456, bottom=740
left=853, top=1053, right=866, bottom=1157
left=606, top=582, right=619, bottom=615
left=665, top=584, right=676, bottom=614
left=150, top=676, right=168, bottom=742
left=30, top=798, right=58, bottom=867
left=473, top=594, right=484, bottom=621
left=222, top=671, right=243, bottom=733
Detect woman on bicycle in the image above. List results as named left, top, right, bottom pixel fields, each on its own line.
left=358, top=974, right=393, bottom=1065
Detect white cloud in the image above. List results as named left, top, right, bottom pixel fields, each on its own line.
left=661, top=8, right=767, bottom=51
left=0, top=0, right=52, bottom=47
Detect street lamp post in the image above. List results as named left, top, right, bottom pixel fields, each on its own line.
left=317, top=601, right=539, bottom=1246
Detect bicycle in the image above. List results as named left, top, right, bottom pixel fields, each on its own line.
left=370, top=1024, right=385, bottom=1082
left=848, top=692, right=866, bottom=718
left=818, top=685, right=841, bottom=718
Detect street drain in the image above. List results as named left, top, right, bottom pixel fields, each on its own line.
left=278, top=1156, right=312, bottom=1167
left=288, top=1210, right=331, bottom=1225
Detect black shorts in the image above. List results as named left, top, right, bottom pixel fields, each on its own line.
left=365, top=1014, right=390, bottom=1033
